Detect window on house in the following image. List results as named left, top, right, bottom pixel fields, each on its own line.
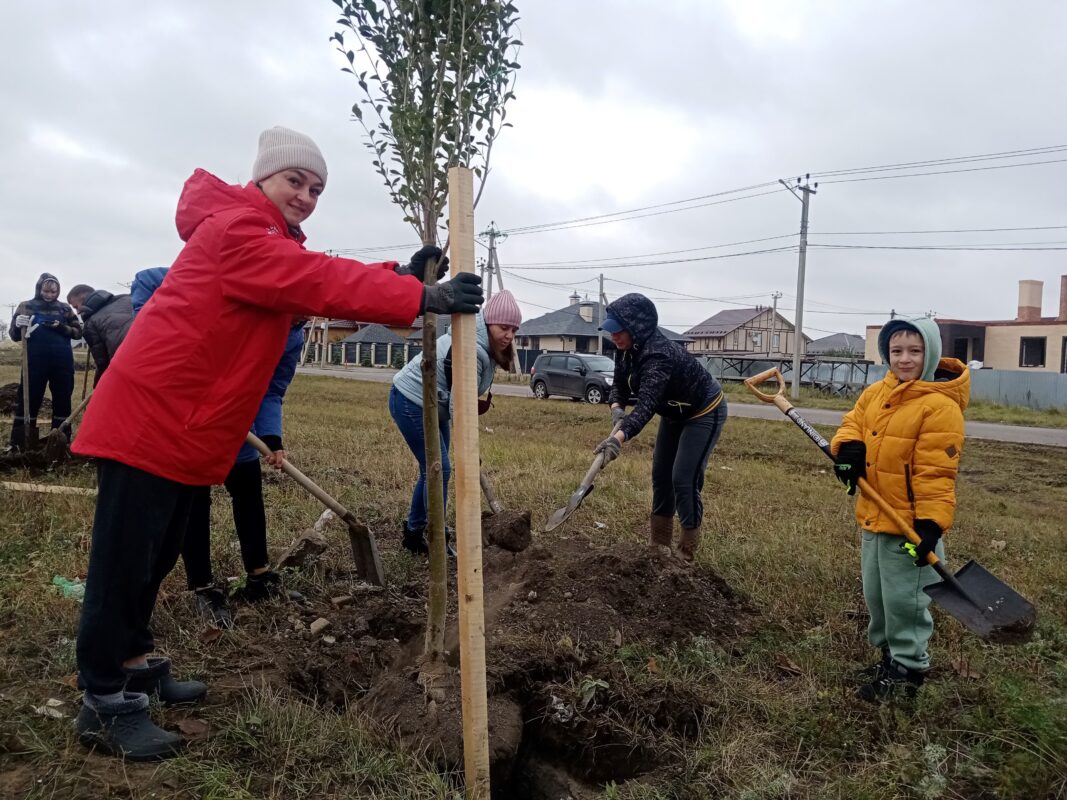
left=1019, top=337, right=1046, bottom=368
left=772, top=333, right=781, bottom=352
left=750, top=331, right=763, bottom=349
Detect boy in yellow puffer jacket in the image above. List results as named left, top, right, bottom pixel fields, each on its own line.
left=831, top=315, right=969, bottom=702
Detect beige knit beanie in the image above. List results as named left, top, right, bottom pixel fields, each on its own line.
left=252, top=126, right=328, bottom=186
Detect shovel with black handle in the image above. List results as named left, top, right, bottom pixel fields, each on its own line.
left=743, top=367, right=1037, bottom=644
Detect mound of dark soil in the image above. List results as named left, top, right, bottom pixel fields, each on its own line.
left=0, top=383, right=50, bottom=416
left=167, top=529, right=755, bottom=797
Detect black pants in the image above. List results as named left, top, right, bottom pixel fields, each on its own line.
left=9, top=345, right=74, bottom=447
left=651, top=400, right=728, bottom=529
left=76, top=459, right=196, bottom=695
left=181, top=460, right=269, bottom=589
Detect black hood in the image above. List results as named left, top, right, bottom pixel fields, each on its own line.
left=80, top=289, right=115, bottom=320
left=605, top=293, right=659, bottom=345
left=35, top=272, right=60, bottom=300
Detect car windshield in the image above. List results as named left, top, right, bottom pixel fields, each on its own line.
left=583, top=356, right=615, bottom=372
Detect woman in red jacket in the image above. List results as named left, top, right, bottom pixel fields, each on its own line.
left=72, top=126, right=482, bottom=761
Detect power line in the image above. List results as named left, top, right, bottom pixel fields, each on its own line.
left=499, top=181, right=780, bottom=235
left=501, top=233, right=798, bottom=266
left=815, top=224, right=1067, bottom=236
left=810, top=242, right=1067, bottom=251
left=501, top=188, right=785, bottom=236
left=811, top=143, right=1067, bottom=178
left=502, top=245, right=798, bottom=271
left=817, top=156, right=1067, bottom=185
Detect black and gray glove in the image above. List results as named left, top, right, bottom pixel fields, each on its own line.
left=593, top=435, right=621, bottom=464
left=610, top=406, right=625, bottom=425
left=395, top=245, right=449, bottom=282
left=421, top=272, right=483, bottom=314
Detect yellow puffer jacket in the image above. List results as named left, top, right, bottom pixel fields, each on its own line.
left=831, top=358, right=969, bottom=535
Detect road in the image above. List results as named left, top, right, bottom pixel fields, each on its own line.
left=297, top=366, right=1067, bottom=448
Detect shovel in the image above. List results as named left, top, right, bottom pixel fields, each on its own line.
left=20, top=335, right=38, bottom=451
left=245, top=433, right=385, bottom=586
left=43, top=394, right=92, bottom=462
left=743, top=367, right=1037, bottom=643
left=544, top=420, right=622, bottom=532
left=480, top=467, right=505, bottom=514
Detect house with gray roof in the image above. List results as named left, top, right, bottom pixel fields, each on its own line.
left=517, top=294, right=687, bottom=356
left=684, top=306, right=808, bottom=356
left=807, top=332, right=866, bottom=357
left=340, top=323, right=408, bottom=366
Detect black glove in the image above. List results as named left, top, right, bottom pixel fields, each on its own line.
left=911, top=519, right=942, bottom=567
left=593, top=435, right=621, bottom=464
left=477, top=391, right=493, bottom=415
left=396, top=245, right=449, bottom=282
left=610, top=406, right=625, bottom=425
left=421, top=272, right=483, bottom=314
left=834, top=441, right=866, bottom=496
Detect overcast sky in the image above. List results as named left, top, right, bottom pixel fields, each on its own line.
left=3, top=0, right=1067, bottom=337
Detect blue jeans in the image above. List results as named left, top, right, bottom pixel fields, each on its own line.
left=389, top=386, right=451, bottom=531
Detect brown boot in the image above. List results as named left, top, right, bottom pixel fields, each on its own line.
left=648, top=514, right=674, bottom=547
left=678, top=526, right=702, bottom=562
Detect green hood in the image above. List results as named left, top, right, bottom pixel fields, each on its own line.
left=877, top=315, right=942, bottom=382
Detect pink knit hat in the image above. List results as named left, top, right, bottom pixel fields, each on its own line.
left=482, top=289, right=522, bottom=328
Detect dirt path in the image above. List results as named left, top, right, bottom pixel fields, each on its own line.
left=297, top=366, right=1067, bottom=448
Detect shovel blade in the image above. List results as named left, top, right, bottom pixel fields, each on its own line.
left=925, top=559, right=1037, bottom=643
left=543, top=486, right=593, bottom=532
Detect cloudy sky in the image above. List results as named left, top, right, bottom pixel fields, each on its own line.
left=3, top=0, right=1067, bottom=337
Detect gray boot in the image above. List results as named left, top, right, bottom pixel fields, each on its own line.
left=75, top=691, right=182, bottom=761
left=123, top=657, right=207, bottom=705
left=649, top=514, right=674, bottom=547
left=678, top=526, right=702, bottom=562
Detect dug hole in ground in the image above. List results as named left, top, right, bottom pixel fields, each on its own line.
left=268, top=509, right=753, bottom=798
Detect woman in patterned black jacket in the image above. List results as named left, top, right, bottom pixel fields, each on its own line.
left=598, top=293, right=727, bottom=561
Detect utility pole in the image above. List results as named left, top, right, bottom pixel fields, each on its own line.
left=479, top=221, right=506, bottom=301
left=779, top=175, right=817, bottom=400
left=770, top=291, right=782, bottom=358
left=597, top=274, right=605, bottom=354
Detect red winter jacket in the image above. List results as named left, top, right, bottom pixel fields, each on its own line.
left=73, top=169, right=423, bottom=484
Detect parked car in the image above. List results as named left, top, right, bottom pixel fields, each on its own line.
left=529, top=352, right=616, bottom=404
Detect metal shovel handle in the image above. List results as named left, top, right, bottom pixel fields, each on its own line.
left=581, top=420, right=624, bottom=490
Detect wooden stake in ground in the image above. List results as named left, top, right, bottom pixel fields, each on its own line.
left=448, top=166, right=490, bottom=799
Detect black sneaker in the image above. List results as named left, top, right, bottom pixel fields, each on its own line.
left=857, top=658, right=924, bottom=703
left=231, top=570, right=286, bottom=603
left=851, top=649, right=891, bottom=685
left=193, top=586, right=233, bottom=628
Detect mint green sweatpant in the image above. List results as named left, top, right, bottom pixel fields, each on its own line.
left=860, top=531, right=946, bottom=672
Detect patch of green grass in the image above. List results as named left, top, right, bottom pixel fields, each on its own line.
left=1, top=374, right=1064, bottom=797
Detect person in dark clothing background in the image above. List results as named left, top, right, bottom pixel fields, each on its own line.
left=66, top=285, right=134, bottom=383
left=598, top=293, right=728, bottom=562
left=8, top=273, right=82, bottom=450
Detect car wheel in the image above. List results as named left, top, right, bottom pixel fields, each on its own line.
left=532, top=381, right=549, bottom=400
left=585, top=385, right=604, bottom=404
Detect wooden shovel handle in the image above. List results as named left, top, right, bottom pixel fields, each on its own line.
left=59, top=395, right=92, bottom=431
left=245, top=433, right=350, bottom=520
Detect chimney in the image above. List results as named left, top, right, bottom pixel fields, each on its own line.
left=1017, top=279, right=1043, bottom=322
left=578, top=303, right=592, bottom=323
left=568, top=291, right=581, bottom=306
left=1060, top=275, right=1067, bottom=321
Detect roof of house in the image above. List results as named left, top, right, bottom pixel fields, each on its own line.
left=807, top=332, right=866, bottom=353
left=934, top=316, right=1067, bottom=328
left=519, top=301, right=687, bottom=342
left=684, top=308, right=764, bottom=337
left=405, top=319, right=450, bottom=342
left=340, top=324, right=406, bottom=345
